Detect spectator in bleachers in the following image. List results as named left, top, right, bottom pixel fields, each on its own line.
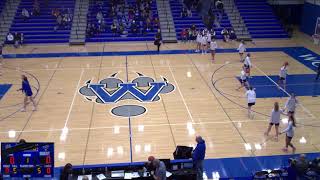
left=221, top=28, right=229, bottom=42
left=295, top=154, right=309, bottom=177
left=52, top=8, right=60, bottom=18
left=63, top=13, right=72, bottom=29
left=309, top=157, right=320, bottom=175
left=32, top=0, right=40, bottom=16
left=20, top=32, right=24, bottom=46
left=215, top=0, right=224, bottom=24
left=153, top=17, right=160, bottom=30
left=54, top=14, right=63, bottom=31
left=181, top=7, right=188, bottom=18
left=87, top=23, right=96, bottom=37
left=21, top=8, right=30, bottom=21
left=118, top=23, right=125, bottom=35
left=146, top=17, right=152, bottom=31
left=96, top=11, right=103, bottom=23
left=14, top=32, right=21, bottom=48
left=131, top=20, right=138, bottom=34
left=111, top=22, right=118, bottom=36
left=190, top=24, right=196, bottom=33
left=229, top=28, right=237, bottom=40
left=6, top=32, right=14, bottom=44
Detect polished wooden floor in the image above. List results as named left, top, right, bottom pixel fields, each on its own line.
left=0, top=36, right=320, bottom=167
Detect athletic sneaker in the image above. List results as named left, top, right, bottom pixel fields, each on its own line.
left=282, top=148, right=288, bottom=152
left=32, top=106, right=37, bottom=111
left=21, top=108, right=26, bottom=112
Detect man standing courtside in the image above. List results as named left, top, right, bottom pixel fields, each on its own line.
left=192, top=136, right=206, bottom=180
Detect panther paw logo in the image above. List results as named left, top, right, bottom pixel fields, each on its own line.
left=79, top=72, right=175, bottom=117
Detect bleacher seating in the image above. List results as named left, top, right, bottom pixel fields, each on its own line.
left=85, top=0, right=159, bottom=42
left=170, top=0, right=233, bottom=40
left=235, top=0, right=288, bottom=38
left=8, top=0, right=75, bottom=44
left=0, top=0, right=6, bottom=15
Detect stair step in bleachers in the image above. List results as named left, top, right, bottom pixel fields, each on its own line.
left=7, top=0, right=75, bottom=44
left=170, top=0, right=233, bottom=40
left=85, top=0, right=159, bottom=43
left=235, top=0, right=288, bottom=38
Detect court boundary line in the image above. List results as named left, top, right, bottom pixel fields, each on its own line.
left=146, top=42, right=177, bottom=147
left=62, top=69, right=85, bottom=132
left=2, top=46, right=304, bottom=59
left=168, top=64, right=195, bottom=123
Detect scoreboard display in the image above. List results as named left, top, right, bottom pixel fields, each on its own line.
left=1, top=142, right=54, bottom=178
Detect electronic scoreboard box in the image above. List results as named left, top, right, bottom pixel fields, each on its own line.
left=1, top=142, right=54, bottom=178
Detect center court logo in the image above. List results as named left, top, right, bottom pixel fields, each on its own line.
left=79, top=72, right=175, bottom=117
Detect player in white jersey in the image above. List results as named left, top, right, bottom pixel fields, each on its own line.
left=237, top=40, right=246, bottom=62
left=278, top=62, right=289, bottom=90
left=195, top=31, right=201, bottom=53
left=245, top=86, right=256, bottom=119
left=236, top=70, right=248, bottom=90
left=280, top=114, right=296, bottom=153
left=210, top=38, right=218, bottom=62
left=243, top=53, right=252, bottom=77
left=264, top=102, right=281, bottom=141
left=201, top=33, right=207, bottom=54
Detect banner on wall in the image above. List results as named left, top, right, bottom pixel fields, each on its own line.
left=315, top=17, right=320, bottom=35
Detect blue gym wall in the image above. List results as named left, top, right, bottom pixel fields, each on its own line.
left=300, top=2, right=320, bottom=35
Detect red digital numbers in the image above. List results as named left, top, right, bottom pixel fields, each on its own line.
left=4, top=167, right=10, bottom=174
left=46, top=167, right=51, bottom=174
left=9, top=156, right=15, bottom=165
left=45, top=156, right=51, bottom=164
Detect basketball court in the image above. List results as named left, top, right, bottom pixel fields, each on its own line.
left=0, top=38, right=320, bottom=168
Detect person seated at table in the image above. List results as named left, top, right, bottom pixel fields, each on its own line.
left=152, top=159, right=166, bottom=180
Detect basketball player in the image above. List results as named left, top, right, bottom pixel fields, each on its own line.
left=210, top=38, right=218, bottom=62
left=201, top=33, right=207, bottom=54
left=206, top=31, right=212, bottom=49
left=195, top=31, right=201, bottom=53
left=237, top=40, right=246, bottom=62
left=236, top=70, right=249, bottom=90
left=18, top=75, right=37, bottom=111
left=243, top=53, right=252, bottom=77
left=280, top=114, right=296, bottom=153
left=278, top=62, right=289, bottom=90
left=282, top=93, right=298, bottom=115
left=245, top=86, right=256, bottom=119
left=264, top=102, right=281, bottom=141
